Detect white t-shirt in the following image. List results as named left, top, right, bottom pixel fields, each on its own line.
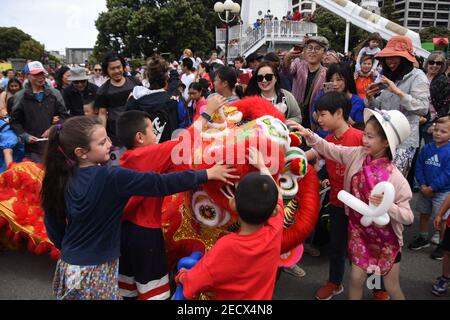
left=181, top=73, right=196, bottom=100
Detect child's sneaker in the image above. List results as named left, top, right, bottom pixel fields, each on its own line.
left=430, top=245, right=444, bottom=260
left=315, top=281, right=344, bottom=300
left=372, top=290, right=390, bottom=300
left=431, top=276, right=450, bottom=296
left=282, top=264, right=306, bottom=278
left=408, top=236, right=430, bottom=250
left=430, top=232, right=441, bottom=245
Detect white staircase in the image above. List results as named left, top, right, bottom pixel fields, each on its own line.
left=311, top=0, right=429, bottom=58
left=216, top=20, right=318, bottom=61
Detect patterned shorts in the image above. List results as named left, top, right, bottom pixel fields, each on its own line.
left=53, top=259, right=122, bottom=300
left=393, top=146, right=416, bottom=177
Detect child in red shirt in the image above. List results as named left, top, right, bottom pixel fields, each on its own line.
left=177, top=148, right=283, bottom=300
left=117, top=95, right=238, bottom=300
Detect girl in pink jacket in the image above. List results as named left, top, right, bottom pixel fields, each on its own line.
left=288, top=108, right=414, bottom=300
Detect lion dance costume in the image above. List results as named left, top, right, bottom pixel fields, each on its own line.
left=162, top=96, right=320, bottom=269
left=0, top=97, right=320, bottom=280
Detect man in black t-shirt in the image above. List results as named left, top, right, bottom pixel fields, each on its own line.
left=95, top=53, right=140, bottom=147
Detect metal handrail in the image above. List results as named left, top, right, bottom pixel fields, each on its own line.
left=216, top=20, right=318, bottom=59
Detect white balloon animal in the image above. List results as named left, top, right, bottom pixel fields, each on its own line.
left=337, top=182, right=395, bottom=227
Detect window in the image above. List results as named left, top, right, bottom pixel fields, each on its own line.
left=408, top=11, right=421, bottom=18
left=302, top=3, right=312, bottom=10
left=423, top=3, right=436, bottom=10
left=422, top=12, right=435, bottom=19
left=421, top=20, right=434, bottom=27
left=437, top=13, right=449, bottom=19
left=436, top=21, right=449, bottom=27
left=409, top=2, right=421, bottom=9
left=292, top=0, right=300, bottom=6
left=438, top=4, right=450, bottom=11
left=395, top=3, right=405, bottom=10
left=407, top=20, right=420, bottom=27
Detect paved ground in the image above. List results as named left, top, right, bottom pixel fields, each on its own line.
left=0, top=194, right=448, bottom=300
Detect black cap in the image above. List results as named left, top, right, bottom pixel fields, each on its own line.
left=246, top=52, right=264, bottom=64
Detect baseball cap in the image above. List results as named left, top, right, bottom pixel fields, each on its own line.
left=305, top=36, right=330, bottom=51
left=26, top=61, right=48, bottom=75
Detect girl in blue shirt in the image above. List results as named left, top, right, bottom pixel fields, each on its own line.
left=42, top=100, right=237, bottom=300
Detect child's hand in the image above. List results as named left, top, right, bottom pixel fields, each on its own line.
left=369, top=193, right=384, bottom=207
left=321, top=179, right=330, bottom=189
left=206, top=164, right=239, bottom=185
left=420, top=185, right=434, bottom=198
left=248, top=147, right=267, bottom=172
left=25, top=134, right=39, bottom=144
left=205, top=95, right=227, bottom=115
left=286, top=120, right=313, bottom=138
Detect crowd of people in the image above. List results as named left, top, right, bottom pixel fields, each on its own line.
left=1, top=30, right=450, bottom=301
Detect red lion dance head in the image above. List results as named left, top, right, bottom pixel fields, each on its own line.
left=162, top=96, right=320, bottom=269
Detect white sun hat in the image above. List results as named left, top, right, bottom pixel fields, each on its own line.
left=364, top=109, right=411, bottom=157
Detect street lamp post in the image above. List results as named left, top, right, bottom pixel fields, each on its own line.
left=214, top=0, right=241, bottom=64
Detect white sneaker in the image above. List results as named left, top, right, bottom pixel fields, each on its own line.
left=430, top=232, right=441, bottom=245
left=283, top=265, right=306, bottom=278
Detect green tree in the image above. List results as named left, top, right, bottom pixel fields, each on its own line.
left=313, top=6, right=368, bottom=54
left=0, top=27, right=32, bottom=60
left=17, top=39, right=45, bottom=61
left=93, top=0, right=219, bottom=60
left=419, top=27, right=450, bottom=42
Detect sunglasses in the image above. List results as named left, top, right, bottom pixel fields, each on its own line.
left=428, top=61, right=444, bottom=66
left=257, top=74, right=274, bottom=82
left=94, top=69, right=102, bottom=72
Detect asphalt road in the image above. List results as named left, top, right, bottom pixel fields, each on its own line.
left=0, top=194, right=448, bottom=300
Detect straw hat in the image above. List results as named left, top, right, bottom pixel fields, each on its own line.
left=364, top=109, right=411, bottom=157
left=375, top=35, right=417, bottom=64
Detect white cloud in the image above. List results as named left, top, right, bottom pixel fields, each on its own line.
left=2, top=0, right=107, bottom=54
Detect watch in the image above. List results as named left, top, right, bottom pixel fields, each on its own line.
left=201, top=112, right=214, bottom=123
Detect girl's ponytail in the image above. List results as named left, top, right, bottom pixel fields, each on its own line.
left=41, top=116, right=102, bottom=221
left=41, top=125, right=75, bottom=221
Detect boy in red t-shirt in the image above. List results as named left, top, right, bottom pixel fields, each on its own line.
left=116, top=95, right=236, bottom=300
left=289, top=91, right=364, bottom=300
left=177, top=149, right=283, bottom=300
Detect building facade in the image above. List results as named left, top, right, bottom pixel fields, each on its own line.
left=294, top=0, right=316, bottom=17
left=380, top=0, right=450, bottom=31
left=65, top=48, right=93, bottom=65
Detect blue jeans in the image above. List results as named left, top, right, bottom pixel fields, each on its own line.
left=329, top=205, right=348, bottom=285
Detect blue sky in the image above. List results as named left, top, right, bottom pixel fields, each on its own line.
left=2, top=0, right=107, bottom=54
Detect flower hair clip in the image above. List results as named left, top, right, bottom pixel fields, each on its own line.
left=377, top=109, right=391, bottom=122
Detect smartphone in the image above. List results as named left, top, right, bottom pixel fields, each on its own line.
left=292, top=45, right=303, bottom=54
left=369, top=82, right=388, bottom=91
left=323, top=82, right=333, bottom=93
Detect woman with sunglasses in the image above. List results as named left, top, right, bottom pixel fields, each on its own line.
left=245, top=61, right=302, bottom=124
left=419, top=51, right=450, bottom=145
left=89, top=64, right=107, bottom=87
